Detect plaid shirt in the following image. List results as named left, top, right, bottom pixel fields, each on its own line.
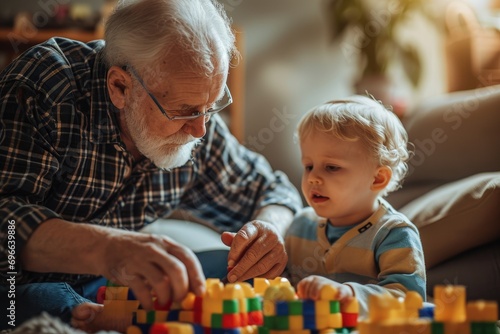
left=0, top=38, right=302, bottom=285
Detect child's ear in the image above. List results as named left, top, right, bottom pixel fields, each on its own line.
left=371, top=166, right=392, bottom=192
left=107, top=66, right=131, bottom=110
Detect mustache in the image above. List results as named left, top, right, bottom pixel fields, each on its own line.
left=162, top=134, right=199, bottom=145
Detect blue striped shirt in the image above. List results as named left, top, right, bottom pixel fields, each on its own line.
left=0, top=37, right=302, bottom=285
left=285, top=199, right=426, bottom=315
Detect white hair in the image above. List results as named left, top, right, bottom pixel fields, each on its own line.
left=103, top=0, right=237, bottom=76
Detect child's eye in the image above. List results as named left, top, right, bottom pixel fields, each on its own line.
left=326, top=165, right=340, bottom=172
left=304, top=165, right=313, bottom=172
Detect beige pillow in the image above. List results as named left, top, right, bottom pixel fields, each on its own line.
left=400, top=172, right=500, bottom=269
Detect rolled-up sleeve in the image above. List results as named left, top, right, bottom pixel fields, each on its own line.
left=179, top=115, right=302, bottom=231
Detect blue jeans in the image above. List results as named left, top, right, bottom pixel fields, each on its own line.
left=0, top=249, right=229, bottom=330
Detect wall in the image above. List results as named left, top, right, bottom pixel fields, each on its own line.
left=223, top=0, right=448, bottom=191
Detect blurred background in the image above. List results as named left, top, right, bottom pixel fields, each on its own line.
left=0, top=0, right=499, bottom=190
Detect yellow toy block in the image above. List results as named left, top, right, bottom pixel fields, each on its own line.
left=315, top=312, right=329, bottom=329
left=241, top=325, right=259, bottom=334
left=367, top=294, right=400, bottom=322
left=167, top=322, right=195, bottom=334
left=319, top=285, right=337, bottom=300
left=223, top=283, right=245, bottom=299
left=315, top=300, right=330, bottom=315
left=341, top=297, right=359, bottom=314
left=207, top=280, right=225, bottom=299
left=155, top=310, right=168, bottom=322
left=126, top=325, right=142, bottom=334
left=406, top=319, right=432, bottom=334
left=288, top=315, right=303, bottom=330
left=181, top=292, right=196, bottom=310
left=443, top=321, right=471, bottom=334
left=105, top=286, right=130, bottom=300
left=466, top=300, right=498, bottom=322
left=179, top=310, right=194, bottom=323
left=240, top=282, right=255, bottom=297
left=434, top=285, right=466, bottom=322
left=270, top=277, right=292, bottom=287
left=327, top=313, right=342, bottom=329
left=202, top=297, right=223, bottom=314
left=201, top=310, right=212, bottom=327
left=263, top=299, right=276, bottom=316
left=404, top=291, right=423, bottom=319
left=253, top=278, right=270, bottom=295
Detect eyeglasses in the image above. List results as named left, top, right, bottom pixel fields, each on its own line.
left=125, top=65, right=233, bottom=122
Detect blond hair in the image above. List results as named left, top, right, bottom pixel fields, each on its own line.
left=296, top=95, right=410, bottom=196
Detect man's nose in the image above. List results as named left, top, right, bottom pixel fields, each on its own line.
left=182, top=115, right=207, bottom=138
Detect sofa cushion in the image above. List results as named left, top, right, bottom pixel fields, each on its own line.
left=399, top=172, right=500, bottom=269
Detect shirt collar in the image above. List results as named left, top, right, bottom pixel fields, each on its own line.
left=89, top=50, right=122, bottom=144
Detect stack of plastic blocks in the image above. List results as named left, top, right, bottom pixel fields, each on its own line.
left=258, top=278, right=359, bottom=334
left=125, top=278, right=264, bottom=334
left=357, top=285, right=498, bottom=334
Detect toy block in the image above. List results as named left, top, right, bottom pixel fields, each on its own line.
left=222, top=313, right=242, bottom=328
left=288, top=315, right=303, bottom=330
left=302, top=300, right=315, bottom=316
left=434, top=285, right=466, bottom=323
left=240, top=282, right=255, bottom=297
left=341, top=313, right=357, bottom=329
left=207, top=280, right=225, bottom=299
left=181, top=293, right=196, bottom=310
left=303, top=314, right=316, bottom=329
left=212, top=328, right=242, bottom=334
left=329, top=301, right=340, bottom=314
left=315, top=312, right=329, bottom=329
left=201, top=311, right=212, bottom=328
left=179, top=310, right=194, bottom=323
left=340, top=298, right=358, bottom=314
left=203, top=298, right=223, bottom=314
left=431, top=322, right=445, bottom=334
left=275, top=301, right=289, bottom=316
left=223, top=299, right=239, bottom=314
left=97, top=286, right=107, bottom=304
left=270, top=277, right=292, bottom=287
left=319, top=285, right=338, bottom=300
left=211, top=313, right=223, bottom=328
left=470, top=322, right=498, bottom=334
left=406, top=319, right=432, bottom=334
left=315, top=300, right=330, bottom=315
left=263, top=300, right=276, bottom=316
left=247, top=297, right=262, bottom=312
left=404, top=291, right=423, bottom=319
left=137, top=310, right=156, bottom=324
left=467, top=301, right=498, bottom=322
left=126, top=325, right=144, bottom=334
left=274, top=315, right=289, bottom=330
left=239, top=298, right=248, bottom=313
left=248, top=310, right=264, bottom=326
left=254, top=278, right=271, bottom=295
left=154, top=298, right=173, bottom=311
left=105, top=286, right=130, bottom=300
left=263, top=315, right=275, bottom=329
left=327, top=313, right=342, bottom=329
left=224, top=283, right=245, bottom=300
left=443, top=321, right=471, bottom=334
left=103, top=299, right=141, bottom=314
left=167, top=309, right=180, bottom=321
left=288, top=300, right=303, bottom=315
left=240, top=312, right=249, bottom=326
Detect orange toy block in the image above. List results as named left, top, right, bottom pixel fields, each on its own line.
left=434, top=285, right=466, bottom=323
left=466, top=300, right=498, bottom=322
left=253, top=278, right=270, bottom=295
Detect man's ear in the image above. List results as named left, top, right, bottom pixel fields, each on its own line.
left=107, top=66, right=131, bottom=110
left=371, top=166, right=392, bottom=192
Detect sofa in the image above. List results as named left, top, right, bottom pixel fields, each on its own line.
left=149, top=84, right=500, bottom=316
left=385, top=84, right=500, bottom=315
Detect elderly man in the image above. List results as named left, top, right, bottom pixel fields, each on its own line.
left=0, top=0, right=302, bottom=330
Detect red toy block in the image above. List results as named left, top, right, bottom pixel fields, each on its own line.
left=150, top=323, right=169, bottom=334
left=248, top=310, right=263, bottom=326
left=222, top=313, right=241, bottom=328
left=342, top=312, right=358, bottom=328
left=97, top=286, right=106, bottom=304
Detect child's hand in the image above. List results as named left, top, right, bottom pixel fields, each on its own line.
left=296, top=275, right=354, bottom=302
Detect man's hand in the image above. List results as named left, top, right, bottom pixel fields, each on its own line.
left=100, top=230, right=206, bottom=310
left=221, top=220, right=287, bottom=282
